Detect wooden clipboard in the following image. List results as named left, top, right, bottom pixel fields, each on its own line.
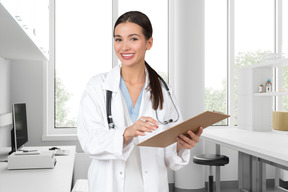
left=137, top=111, right=230, bottom=148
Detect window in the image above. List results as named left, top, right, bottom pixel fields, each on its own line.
left=205, top=0, right=283, bottom=126
left=234, top=0, right=275, bottom=124
left=283, top=0, right=288, bottom=54
left=281, top=0, right=288, bottom=111
left=46, top=0, right=168, bottom=138
left=46, top=0, right=113, bottom=137
left=54, top=0, right=113, bottom=128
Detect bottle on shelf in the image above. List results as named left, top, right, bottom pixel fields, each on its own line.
left=258, top=84, right=264, bottom=93
left=265, top=79, right=272, bottom=93
left=259, top=84, right=264, bottom=93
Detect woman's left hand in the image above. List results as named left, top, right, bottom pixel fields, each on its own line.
left=176, top=127, right=203, bottom=152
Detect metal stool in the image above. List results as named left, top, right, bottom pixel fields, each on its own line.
left=193, top=154, right=229, bottom=192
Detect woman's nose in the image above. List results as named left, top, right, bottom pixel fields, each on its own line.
left=122, top=41, right=130, bottom=51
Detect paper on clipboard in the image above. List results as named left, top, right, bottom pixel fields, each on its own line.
left=137, top=111, right=230, bottom=148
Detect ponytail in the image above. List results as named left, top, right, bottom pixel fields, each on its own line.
left=145, top=62, right=164, bottom=110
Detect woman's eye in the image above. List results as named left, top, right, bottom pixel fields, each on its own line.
left=131, top=38, right=138, bottom=41
left=115, top=38, right=122, bottom=42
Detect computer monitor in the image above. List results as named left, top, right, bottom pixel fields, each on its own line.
left=9, top=103, right=29, bottom=155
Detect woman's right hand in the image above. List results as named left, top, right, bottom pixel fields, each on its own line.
left=123, top=116, right=159, bottom=144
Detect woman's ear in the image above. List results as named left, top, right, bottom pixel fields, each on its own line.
left=146, top=37, right=153, bottom=50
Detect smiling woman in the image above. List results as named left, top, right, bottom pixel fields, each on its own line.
left=77, top=10, right=202, bottom=192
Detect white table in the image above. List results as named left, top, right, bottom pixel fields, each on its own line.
left=201, top=127, right=288, bottom=192
left=0, top=146, right=76, bottom=192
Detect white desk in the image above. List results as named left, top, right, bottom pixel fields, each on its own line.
left=202, top=127, right=288, bottom=192
left=0, top=146, right=76, bottom=192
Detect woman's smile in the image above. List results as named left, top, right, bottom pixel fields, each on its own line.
left=121, top=53, right=135, bottom=60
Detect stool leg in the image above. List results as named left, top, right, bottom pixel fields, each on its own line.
left=209, top=166, right=214, bottom=192
left=215, top=166, right=220, bottom=192
left=209, top=175, right=214, bottom=192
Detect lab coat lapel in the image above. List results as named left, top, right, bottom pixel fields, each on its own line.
left=103, top=65, right=121, bottom=93
left=102, top=65, right=130, bottom=129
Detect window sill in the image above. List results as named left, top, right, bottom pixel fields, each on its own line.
left=42, top=134, right=78, bottom=141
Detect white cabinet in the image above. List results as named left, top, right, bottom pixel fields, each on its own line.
left=238, top=58, right=288, bottom=131
left=33, top=0, right=49, bottom=53
left=0, top=0, right=49, bottom=60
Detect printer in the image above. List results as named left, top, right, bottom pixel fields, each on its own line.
left=8, top=151, right=57, bottom=170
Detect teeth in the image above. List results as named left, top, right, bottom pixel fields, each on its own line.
left=122, top=54, right=134, bottom=57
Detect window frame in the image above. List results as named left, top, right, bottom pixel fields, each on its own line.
left=44, top=0, right=116, bottom=140
left=228, top=0, right=235, bottom=126
left=43, top=0, right=78, bottom=141
left=204, top=0, right=230, bottom=126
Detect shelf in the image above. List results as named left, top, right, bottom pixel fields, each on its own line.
left=0, top=3, right=48, bottom=61
left=254, top=91, right=288, bottom=96
left=252, top=58, right=288, bottom=69
left=241, top=58, right=288, bottom=70
left=272, top=129, right=288, bottom=135
left=238, top=54, right=288, bottom=132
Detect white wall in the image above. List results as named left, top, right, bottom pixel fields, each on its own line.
left=10, top=60, right=82, bottom=150
left=0, top=57, right=12, bottom=148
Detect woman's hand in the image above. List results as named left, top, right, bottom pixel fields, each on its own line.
left=123, top=116, right=159, bottom=144
left=176, top=127, right=203, bottom=153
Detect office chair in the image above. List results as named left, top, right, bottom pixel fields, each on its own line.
left=193, top=154, right=229, bottom=192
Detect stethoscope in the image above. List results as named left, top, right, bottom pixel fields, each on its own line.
left=106, top=76, right=180, bottom=129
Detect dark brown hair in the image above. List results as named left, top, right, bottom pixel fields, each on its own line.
left=114, top=11, right=164, bottom=110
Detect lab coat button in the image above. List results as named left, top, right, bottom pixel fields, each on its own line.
left=120, top=171, right=123, bottom=175
left=145, top=171, right=148, bottom=174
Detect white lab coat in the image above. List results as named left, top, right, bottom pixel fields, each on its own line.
left=77, top=65, right=190, bottom=192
